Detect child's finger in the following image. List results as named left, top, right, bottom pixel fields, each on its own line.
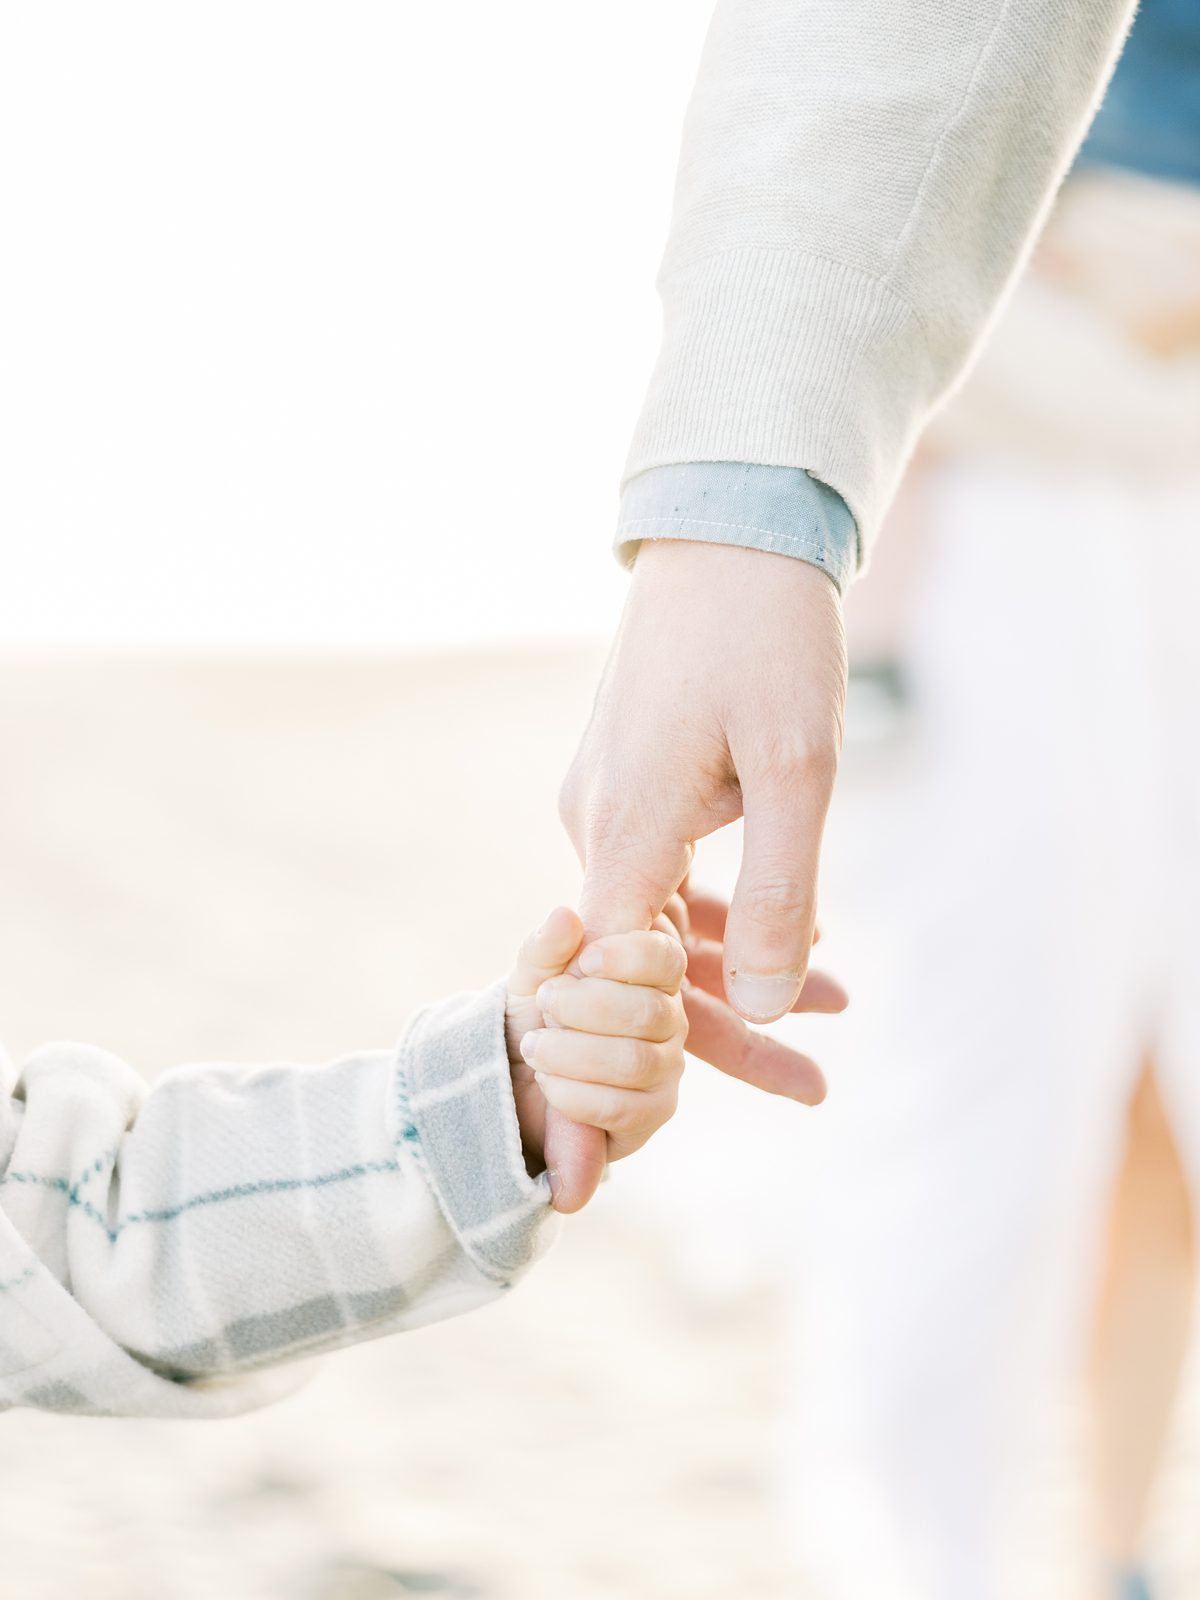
left=508, top=907, right=586, bottom=999
left=532, top=1071, right=676, bottom=1144
left=520, top=1027, right=674, bottom=1091
left=537, top=974, right=681, bottom=1043
left=575, top=930, right=687, bottom=993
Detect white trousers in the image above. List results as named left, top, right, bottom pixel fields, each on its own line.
left=782, top=460, right=1200, bottom=1600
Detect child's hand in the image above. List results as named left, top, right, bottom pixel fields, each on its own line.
left=505, top=907, right=688, bottom=1190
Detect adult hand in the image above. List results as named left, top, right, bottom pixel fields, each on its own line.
left=550, top=540, right=849, bottom=1211
left=537, top=883, right=847, bottom=1212
left=674, top=884, right=845, bottom=1103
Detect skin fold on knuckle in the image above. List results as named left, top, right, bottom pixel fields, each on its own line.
left=568, top=1081, right=623, bottom=1134
left=619, top=1036, right=659, bottom=1089
left=611, top=932, right=670, bottom=987
left=647, top=929, right=688, bottom=991
left=740, top=713, right=841, bottom=793
left=783, top=736, right=840, bottom=787
left=738, top=875, right=813, bottom=942
left=547, top=1074, right=602, bottom=1123
left=643, top=1084, right=679, bottom=1140
left=603, top=1086, right=650, bottom=1138
left=541, top=981, right=584, bottom=1031
left=633, top=989, right=674, bottom=1043
left=667, top=941, right=689, bottom=991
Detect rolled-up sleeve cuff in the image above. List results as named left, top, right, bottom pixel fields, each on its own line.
left=616, top=461, right=861, bottom=593
left=396, top=982, right=556, bottom=1286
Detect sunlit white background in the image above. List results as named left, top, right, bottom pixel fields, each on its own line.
left=0, top=2, right=707, bottom=650
left=9, top=12, right=1199, bottom=1599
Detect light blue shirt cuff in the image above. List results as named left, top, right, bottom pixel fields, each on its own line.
left=616, top=462, right=860, bottom=593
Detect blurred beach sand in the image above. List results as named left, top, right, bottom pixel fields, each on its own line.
left=2, top=652, right=1199, bottom=1599
left=0, top=652, right=803, bottom=1600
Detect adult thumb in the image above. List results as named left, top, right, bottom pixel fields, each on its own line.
left=724, top=771, right=830, bottom=1023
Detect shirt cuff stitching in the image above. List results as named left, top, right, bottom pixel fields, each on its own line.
left=616, top=514, right=835, bottom=559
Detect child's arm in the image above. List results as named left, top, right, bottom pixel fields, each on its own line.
left=0, top=910, right=686, bottom=1418
left=0, top=990, right=544, bottom=1418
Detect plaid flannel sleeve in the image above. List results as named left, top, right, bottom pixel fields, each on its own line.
left=0, top=981, right=555, bottom=1418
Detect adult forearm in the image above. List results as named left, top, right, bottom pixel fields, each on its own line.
left=627, top=0, right=1137, bottom=554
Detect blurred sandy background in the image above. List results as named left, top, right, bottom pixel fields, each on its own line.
left=4, top=3, right=1199, bottom=1593
left=2, top=651, right=1199, bottom=1599
left=0, top=650, right=806, bottom=1600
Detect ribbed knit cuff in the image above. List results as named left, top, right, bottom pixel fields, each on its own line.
left=625, top=248, right=931, bottom=556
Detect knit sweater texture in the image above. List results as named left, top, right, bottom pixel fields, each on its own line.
left=625, top=0, right=1139, bottom=556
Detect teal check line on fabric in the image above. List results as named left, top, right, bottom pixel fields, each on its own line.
left=0, top=1145, right=121, bottom=1207
left=1, top=1158, right=403, bottom=1243
left=0, top=1265, right=37, bottom=1295
left=68, top=1146, right=120, bottom=1196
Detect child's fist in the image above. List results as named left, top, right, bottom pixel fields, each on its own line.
left=505, top=908, right=688, bottom=1178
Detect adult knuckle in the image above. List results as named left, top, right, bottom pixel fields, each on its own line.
left=758, top=722, right=839, bottom=787
left=805, top=728, right=841, bottom=777
left=742, top=875, right=811, bottom=928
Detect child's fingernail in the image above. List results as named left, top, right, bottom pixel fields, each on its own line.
left=520, top=1031, right=539, bottom=1064
left=577, top=944, right=602, bottom=976
left=533, top=1069, right=547, bottom=1088
left=547, top=1167, right=562, bottom=1202
left=535, top=981, right=555, bottom=1019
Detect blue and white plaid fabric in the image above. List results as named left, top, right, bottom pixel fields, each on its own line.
left=0, top=981, right=553, bottom=1417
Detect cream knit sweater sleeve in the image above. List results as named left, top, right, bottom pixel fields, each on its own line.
left=625, top=0, right=1138, bottom=555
